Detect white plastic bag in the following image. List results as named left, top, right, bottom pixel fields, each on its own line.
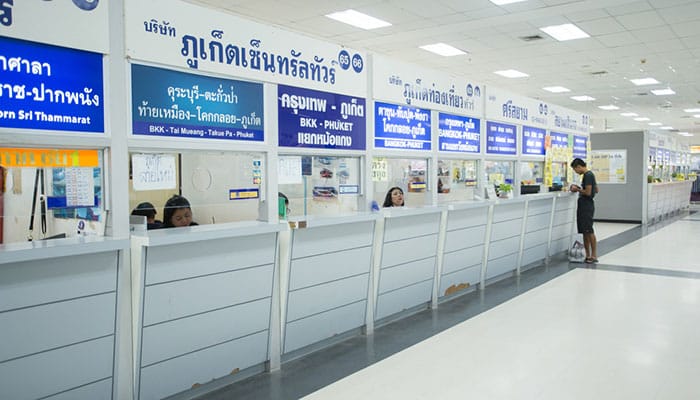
left=568, top=240, right=586, bottom=263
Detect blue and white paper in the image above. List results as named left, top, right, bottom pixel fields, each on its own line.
left=522, top=126, right=546, bottom=155
left=486, top=121, right=516, bottom=155
left=438, top=112, right=480, bottom=153
left=374, top=102, right=431, bottom=150
left=549, top=131, right=569, bottom=148
left=573, top=135, right=588, bottom=159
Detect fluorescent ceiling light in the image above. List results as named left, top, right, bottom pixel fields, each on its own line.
left=419, top=43, right=466, bottom=57
left=325, top=9, right=391, bottom=30
left=634, top=117, right=650, bottom=121
left=629, top=77, right=659, bottom=86
left=683, top=108, right=700, bottom=113
left=598, top=105, right=619, bottom=110
left=648, top=122, right=663, bottom=126
left=660, top=126, right=673, bottom=130
left=571, top=95, right=595, bottom=101
left=543, top=86, right=570, bottom=93
left=494, top=69, right=529, bottom=78
left=620, top=112, right=638, bottom=117
left=539, top=23, right=590, bottom=41
left=678, top=132, right=690, bottom=136
left=489, top=0, right=527, bottom=4
left=650, top=88, right=675, bottom=96
left=694, top=114, right=700, bottom=118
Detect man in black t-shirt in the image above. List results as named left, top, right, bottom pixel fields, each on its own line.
left=570, top=158, right=598, bottom=263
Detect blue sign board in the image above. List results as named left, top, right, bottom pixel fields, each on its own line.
left=550, top=131, right=569, bottom=148
left=131, top=64, right=264, bottom=141
left=486, top=121, right=516, bottom=155
left=0, top=36, right=104, bottom=133
left=374, top=102, right=431, bottom=150
left=573, top=135, right=587, bottom=159
left=278, top=85, right=366, bottom=150
left=522, top=126, right=546, bottom=155
left=438, top=113, right=480, bottom=153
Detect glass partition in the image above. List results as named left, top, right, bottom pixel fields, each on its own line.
left=129, top=151, right=265, bottom=228
left=437, top=159, right=478, bottom=203
left=1, top=148, right=106, bottom=244
left=372, top=157, right=429, bottom=208
left=519, top=161, right=544, bottom=194
left=278, top=155, right=361, bottom=218
left=550, top=161, right=569, bottom=189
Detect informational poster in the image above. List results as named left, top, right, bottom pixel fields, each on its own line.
left=278, top=85, right=366, bottom=150
left=590, top=150, right=626, bottom=184
left=131, top=64, right=264, bottom=141
left=549, top=132, right=569, bottom=148
left=65, top=168, right=95, bottom=207
left=486, top=121, right=516, bottom=155
left=522, top=126, right=545, bottom=155
left=372, top=158, right=388, bottom=182
left=438, top=113, right=480, bottom=153
left=374, top=102, right=431, bottom=150
left=278, top=156, right=303, bottom=184
left=0, top=36, right=105, bottom=133
left=573, top=135, right=588, bottom=160
left=131, top=154, right=177, bottom=191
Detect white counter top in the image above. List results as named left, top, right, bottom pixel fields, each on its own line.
left=131, top=220, right=285, bottom=247
left=287, top=212, right=380, bottom=229
left=0, top=236, right=130, bottom=265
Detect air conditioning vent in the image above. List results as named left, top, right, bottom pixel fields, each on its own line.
left=636, top=92, right=649, bottom=96
left=519, top=35, right=544, bottom=42
left=590, top=70, right=607, bottom=75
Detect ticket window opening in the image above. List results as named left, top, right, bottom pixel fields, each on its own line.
left=437, top=159, right=478, bottom=203
left=372, top=157, right=429, bottom=208
left=0, top=148, right=106, bottom=244
left=129, top=151, right=265, bottom=229
left=278, top=155, right=362, bottom=218
left=520, top=161, right=544, bottom=195
left=484, top=160, right=514, bottom=192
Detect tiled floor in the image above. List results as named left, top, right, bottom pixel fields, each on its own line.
left=191, top=209, right=697, bottom=400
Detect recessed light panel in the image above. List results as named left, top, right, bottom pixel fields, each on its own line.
left=650, top=88, right=675, bottom=96
left=571, top=95, right=595, bottom=101
left=489, top=0, right=527, bottom=4
left=629, top=77, right=659, bottom=86
left=620, top=112, right=638, bottom=117
left=683, top=108, right=700, bottom=113
left=648, top=122, right=663, bottom=126
left=634, top=117, right=650, bottom=121
left=660, top=126, right=673, bottom=130
left=419, top=43, right=466, bottom=57
left=539, top=23, right=590, bottom=41
left=543, top=86, right=570, bottom=93
left=598, top=105, right=619, bottom=110
left=494, top=69, right=529, bottom=78
left=325, top=9, right=392, bottom=30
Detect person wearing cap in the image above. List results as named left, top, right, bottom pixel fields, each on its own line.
left=131, top=202, right=163, bottom=230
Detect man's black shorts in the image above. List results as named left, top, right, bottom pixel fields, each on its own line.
left=577, top=198, right=595, bottom=234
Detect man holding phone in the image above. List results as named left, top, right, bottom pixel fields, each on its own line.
left=570, top=158, right=598, bottom=264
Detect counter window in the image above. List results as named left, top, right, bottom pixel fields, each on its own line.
left=0, top=148, right=106, bottom=244
left=372, top=157, right=429, bottom=207
left=437, top=159, right=478, bottom=203
left=550, top=161, right=570, bottom=190
left=278, top=155, right=361, bottom=217
left=484, top=160, right=514, bottom=186
left=519, top=161, right=544, bottom=195
left=129, top=151, right=264, bottom=228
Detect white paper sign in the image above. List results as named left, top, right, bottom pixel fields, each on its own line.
left=278, top=156, right=302, bottom=184
left=131, top=154, right=177, bottom=191
left=65, top=168, right=95, bottom=207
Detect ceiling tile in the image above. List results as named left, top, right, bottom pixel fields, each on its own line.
left=577, top=17, right=627, bottom=36
left=605, top=1, right=653, bottom=17
left=615, top=10, right=665, bottom=30
left=596, top=31, right=642, bottom=48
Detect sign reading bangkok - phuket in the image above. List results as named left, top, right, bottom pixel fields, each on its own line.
left=131, top=64, right=264, bottom=141
left=0, top=36, right=104, bottom=133
left=278, top=85, right=366, bottom=150
left=374, top=102, right=431, bottom=150
left=438, top=112, right=480, bottom=153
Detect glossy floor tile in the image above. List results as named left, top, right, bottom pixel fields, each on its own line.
left=303, top=268, right=700, bottom=400
left=594, top=222, right=639, bottom=241
left=599, top=220, right=700, bottom=272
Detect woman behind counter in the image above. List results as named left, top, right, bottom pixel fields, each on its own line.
left=162, top=195, right=198, bottom=228
left=382, top=186, right=405, bottom=208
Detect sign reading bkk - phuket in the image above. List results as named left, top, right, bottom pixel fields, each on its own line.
left=522, top=126, right=546, bottom=155
left=374, top=102, right=431, bottom=150
left=438, top=112, right=480, bottom=153
left=486, top=121, right=516, bottom=155
left=278, top=85, right=366, bottom=150
left=0, top=36, right=104, bottom=133
left=124, top=0, right=366, bottom=97
left=373, top=54, right=483, bottom=116
left=573, top=135, right=588, bottom=159
left=131, top=64, right=263, bottom=141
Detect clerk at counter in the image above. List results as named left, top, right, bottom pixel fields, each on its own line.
left=162, top=195, right=199, bottom=228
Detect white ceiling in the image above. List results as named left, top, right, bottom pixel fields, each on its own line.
left=189, top=0, right=700, bottom=143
